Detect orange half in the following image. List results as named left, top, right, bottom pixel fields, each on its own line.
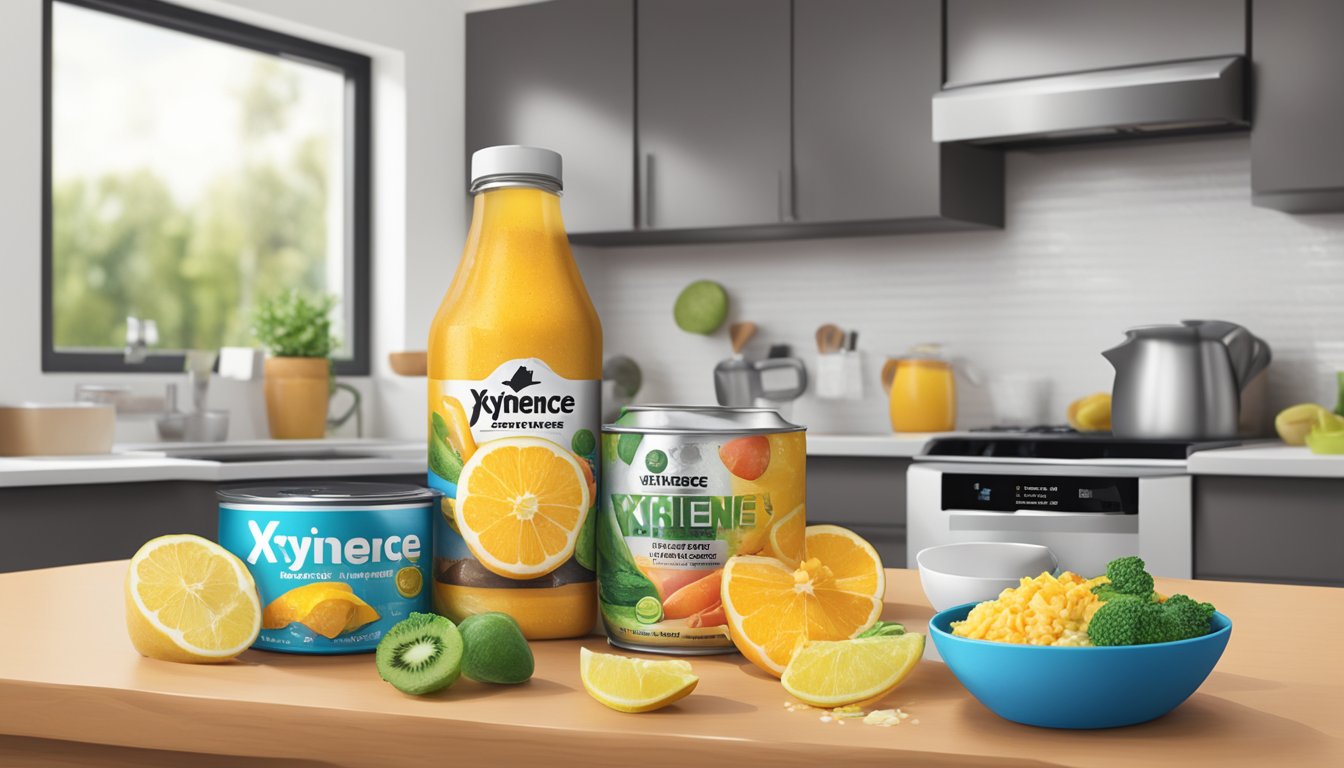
left=721, top=525, right=885, bottom=677
left=455, top=436, right=591, bottom=579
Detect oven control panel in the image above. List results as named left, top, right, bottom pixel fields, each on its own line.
left=940, top=473, right=1138, bottom=513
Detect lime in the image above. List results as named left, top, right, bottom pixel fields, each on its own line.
left=458, top=612, right=534, bottom=684
left=395, top=566, right=423, bottom=598
left=635, top=596, right=663, bottom=624
left=673, top=280, right=728, bottom=334
left=616, top=433, right=643, bottom=465
left=572, top=429, right=596, bottom=457
left=645, top=449, right=668, bottom=474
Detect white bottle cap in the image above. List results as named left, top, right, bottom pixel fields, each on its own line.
left=470, top=145, right=563, bottom=192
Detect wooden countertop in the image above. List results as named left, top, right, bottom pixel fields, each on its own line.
left=1, top=563, right=1340, bottom=767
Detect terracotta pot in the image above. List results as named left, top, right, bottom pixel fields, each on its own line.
left=263, top=357, right=330, bottom=439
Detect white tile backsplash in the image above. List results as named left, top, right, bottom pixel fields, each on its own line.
left=575, top=135, right=1344, bottom=435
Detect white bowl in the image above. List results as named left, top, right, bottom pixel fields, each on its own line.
left=916, top=542, right=1057, bottom=612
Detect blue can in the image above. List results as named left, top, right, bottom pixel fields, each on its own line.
left=217, top=483, right=436, bottom=654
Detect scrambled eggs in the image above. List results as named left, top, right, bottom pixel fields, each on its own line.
left=951, top=571, right=1108, bottom=646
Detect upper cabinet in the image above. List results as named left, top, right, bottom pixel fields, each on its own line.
left=637, top=0, right=791, bottom=232
left=465, top=0, right=1002, bottom=244
left=466, top=0, right=634, bottom=235
left=1251, top=0, right=1344, bottom=213
left=793, top=0, right=1001, bottom=228
left=945, top=0, right=1246, bottom=87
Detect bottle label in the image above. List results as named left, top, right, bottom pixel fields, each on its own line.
left=428, top=359, right=599, bottom=602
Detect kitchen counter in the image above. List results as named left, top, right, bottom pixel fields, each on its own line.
left=1, top=564, right=1339, bottom=767
left=1188, top=441, right=1344, bottom=479
left=807, top=433, right=941, bottom=457
left=0, top=439, right=425, bottom=488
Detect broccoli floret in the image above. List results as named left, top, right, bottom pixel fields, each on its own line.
left=1091, top=585, right=1159, bottom=604
left=1087, top=593, right=1216, bottom=646
left=1160, top=594, right=1217, bottom=639
left=1096, top=556, right=1155, bottom=597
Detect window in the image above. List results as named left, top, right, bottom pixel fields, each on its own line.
left=43, top=0, right=371, bottom=374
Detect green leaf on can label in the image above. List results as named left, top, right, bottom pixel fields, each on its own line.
left=574, top=506, right=596, bottom=571
left=616, top=433, right=643, bottom=465
left=431, top=412, right=450, bottom=443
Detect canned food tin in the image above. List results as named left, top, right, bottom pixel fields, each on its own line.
left=599, top=406, right=806, bottom=654
left=217, top=482, right=436, bottom=654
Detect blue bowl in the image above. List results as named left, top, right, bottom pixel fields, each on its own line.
left=930, top=602, right=1232, bottom=729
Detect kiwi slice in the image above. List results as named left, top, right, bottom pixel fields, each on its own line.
left=375, top=612, right=464, bottom=695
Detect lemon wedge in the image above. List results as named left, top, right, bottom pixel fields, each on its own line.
left=124, top=534, right=261, bottom=663
left=579, top=648, right=698, bottom=713
left=781, top=633, right=925, bottom=707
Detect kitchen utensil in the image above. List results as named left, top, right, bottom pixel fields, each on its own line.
left=0, top=403, right=115, bottom=456
left=930, top=603, right=1231, bottom=729
left=815, top=323, right=844, bottom=354
left=729, top=322, right=757, bottom=354
left=1104, top=319, right=1272, bottom=440
left=988, top=374, right=1052, bottom=427
left=388, top=351, right=428, bottom=377
left=882, top=344, right=957, bottom=432
left=916, top=542, right=1057, bottom=612
left=714, top=355, right=807, bottom=407
left=817, top=330, right=865, bottom=400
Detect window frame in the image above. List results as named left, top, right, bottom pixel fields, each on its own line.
left=42, top=0, right=373, bottom=375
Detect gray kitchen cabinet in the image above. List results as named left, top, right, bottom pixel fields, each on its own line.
left=1251, top=0, right=1344, bottom=213
left=793, top=0, right=1001, bottom=229
left=806, top=457, right=910, bottom=568
left=946, top=0, right=1245, bottom=87
left=466, top=0, right=634, bottom=234
left=636, top=0, right=791, bottom=232
left=1194, top=476, right=1344, bottom=587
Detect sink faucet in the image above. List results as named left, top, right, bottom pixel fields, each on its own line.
left=124, top=316, right=159, bottom=364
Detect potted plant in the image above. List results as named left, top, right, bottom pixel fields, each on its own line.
left=253, top=291, right=338, bottom=439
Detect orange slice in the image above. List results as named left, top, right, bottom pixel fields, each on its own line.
left=455, top=436, right=592, bottom=579
left=721, top=525, right=885, bottom=677
left=765, top=504, right=805, bottom=566
left=124, top=534, right=261, bottom=663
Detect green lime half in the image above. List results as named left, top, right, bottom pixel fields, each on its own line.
left=635, top=596, right=663, bottom=624
left=673, top=280, right=728, bottom=334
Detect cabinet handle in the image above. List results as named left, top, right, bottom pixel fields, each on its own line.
left=777, top=169, right=786, bottom=223
left=641, top=153, right=653, bottom=229
left=777, top=168, right=796, bottom=223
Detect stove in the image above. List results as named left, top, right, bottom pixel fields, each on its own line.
left=919, top=430, right=1242, bottom=466
left=906, top=431, right=1229, bottom=579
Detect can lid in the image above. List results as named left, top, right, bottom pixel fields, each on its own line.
left=604, top=405, right=805, bottom=435
left=470, top=145, right=562, bottom=193
left=217, top=482, right=438, bottom=506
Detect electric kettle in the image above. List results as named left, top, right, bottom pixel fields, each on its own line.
left=1103, top=319, right=1271, bottom=440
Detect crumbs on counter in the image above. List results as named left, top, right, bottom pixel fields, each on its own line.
left=783, top=701, right=918, bottom=727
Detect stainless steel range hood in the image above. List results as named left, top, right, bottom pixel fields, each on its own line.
left=932, top=56, right=1247, bottom=145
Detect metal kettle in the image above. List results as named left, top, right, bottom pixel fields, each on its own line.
left=1103, top=320, right=1271, bottom=440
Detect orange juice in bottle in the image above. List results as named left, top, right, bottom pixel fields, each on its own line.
left=427, top=146, right=601, bottom=639
left=883, top=344, right=956, bottom=432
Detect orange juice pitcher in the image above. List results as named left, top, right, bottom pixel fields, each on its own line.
left=427, top=146, right=602, bottom=640
left=881, top=344, right=956, bottom=432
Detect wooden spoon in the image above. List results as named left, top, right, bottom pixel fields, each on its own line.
left=815, top=324, right=845, bottom=354
left=730, top=322, right=758, bottom=355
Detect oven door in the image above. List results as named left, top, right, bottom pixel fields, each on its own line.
left=907, top=463, right=1192, bottom=578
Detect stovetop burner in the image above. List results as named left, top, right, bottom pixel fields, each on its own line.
left=970, top=425, right=1080, bottom=435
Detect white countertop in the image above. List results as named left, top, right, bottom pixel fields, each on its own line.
left=1188, top=441, right=1344, bottom=479
left=0, top=440, right=426, bottom=488
left=806, top=433, right=942, bottom=458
